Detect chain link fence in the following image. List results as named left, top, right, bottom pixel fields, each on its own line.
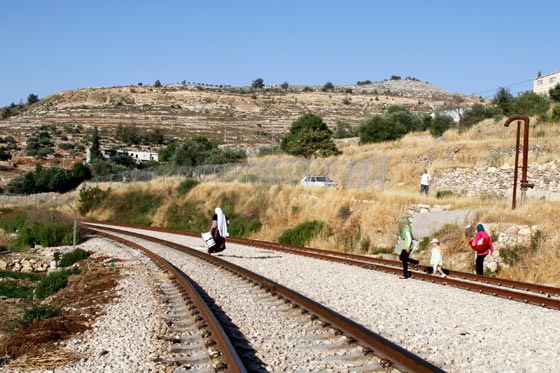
left=91, top=156, right=389, bottom=191
left=0, top=157, right=389, bottom=208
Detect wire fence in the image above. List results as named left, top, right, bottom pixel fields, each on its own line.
left=0, top=157, right=389, bottom=209
left=91, top=156, right=389, bottom=191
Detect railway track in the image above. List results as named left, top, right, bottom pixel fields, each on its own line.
left=84, top=220, right=560, bottom=310
left=88, top=225, right=445, bottom=372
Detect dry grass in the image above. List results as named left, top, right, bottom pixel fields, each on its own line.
left=0, top=255, right=122, bottom=368
left=80, top=117, right=560, bottom=285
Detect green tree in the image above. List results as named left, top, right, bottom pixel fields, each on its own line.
left=280, top=82, right=289, bottom=91
left=548, top=83, right=560, bottom=102
left=492, top=87, right=514, bottom=116
left=332, top=121, right=356, bottom=139
left=111, top=153, right=137, bottom=169
left=280, top=114, right=340, bottom=158
left=459, top=104, right=499, bottom=129
left=385, top=107, right=423, bottom=132
left=0, top=146, right=11, bottom=161
left=27, top=93, right=39, bottom=105
left=145, top=127, right=166, bottom=144
left=115, top=123, right=141, bottom=144
left=511, top=92, right=550, bottom=116
left=429, top=115, right=455, bottom=137
left=358, top=115, right=407, bottom=144
left=252, top=78, right=264, bottom=90
left=321, top=82, right=335, bottom=92
left=159, top=142, right=177, bottom=162
left=154, top=80, right=162, bottom=87
left=89, top=126, right=103, bottom=161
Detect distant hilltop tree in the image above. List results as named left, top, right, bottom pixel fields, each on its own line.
left=356, top=80, right=372, bottom=86
left=321, top=82, right=335, bottom=92
left=27, top=93, right=39, bottom=105
left=390, top=75, right=401, bottom=81
left=252, top=78, right=264, bottom=90
left=280, top=82, right=289, bottom=91
left=154, top=80, right=162, bottom=87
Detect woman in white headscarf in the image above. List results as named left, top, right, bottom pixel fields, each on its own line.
left=209, top=207, right=229, bottom=254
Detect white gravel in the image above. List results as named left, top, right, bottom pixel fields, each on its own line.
left=11, top=224, right=559, bottom=373
left=91, top=225, right=560, bottom=373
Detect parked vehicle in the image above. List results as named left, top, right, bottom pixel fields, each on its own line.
left=300, top=175, right=337, bottom=187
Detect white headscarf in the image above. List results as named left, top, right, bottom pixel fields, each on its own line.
left=215, top=207, right=229, bottom=237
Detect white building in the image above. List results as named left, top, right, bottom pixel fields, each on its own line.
left=118, top=149, right=159, bottom=163
left=533, top=70, right=560, bottom=95
left=86, top=148, right=159, bottom=163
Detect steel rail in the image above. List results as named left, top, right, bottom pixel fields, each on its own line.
left=86, top=223, right=446, bottom=373
left=82, top=220, right=560, bottom=307
left=234, top=237, right=560, bottom=297
left=89, top=228, right=247, bottom=373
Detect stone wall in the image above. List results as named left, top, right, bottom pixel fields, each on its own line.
left=406, top=204, right=538, bottom=274
left=434, top=159, right=560, bottom=198
left=468, top=222, right=537, bottom=273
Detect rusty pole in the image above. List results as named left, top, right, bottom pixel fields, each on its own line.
left=504, top=116, right=534, bottom=209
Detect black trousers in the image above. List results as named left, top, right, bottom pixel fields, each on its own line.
left=400, top=249, right=419, bottom=277
left=475, top=254, right=487, bottom=275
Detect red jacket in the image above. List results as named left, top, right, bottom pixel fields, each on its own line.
left=469, top=231, right=494, bottom=256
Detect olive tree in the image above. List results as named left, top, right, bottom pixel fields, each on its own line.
left=280, top=113, right=341, bottom=158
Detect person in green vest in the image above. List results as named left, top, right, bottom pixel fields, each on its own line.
left=399, top=217, right=419, bottom=279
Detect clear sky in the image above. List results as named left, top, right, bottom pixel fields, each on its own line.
left=1, top=0, right=559, bottom=107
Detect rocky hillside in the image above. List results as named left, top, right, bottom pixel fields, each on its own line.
left=2, top=79, right=480, bottom=149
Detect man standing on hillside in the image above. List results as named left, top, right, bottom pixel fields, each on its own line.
left=420, top=169, right=431, bottom=195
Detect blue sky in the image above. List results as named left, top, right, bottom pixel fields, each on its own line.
left=1, top=0, right=558, bottom=107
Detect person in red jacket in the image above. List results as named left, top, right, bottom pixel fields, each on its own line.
left=469, top=223, right=494, bottom=275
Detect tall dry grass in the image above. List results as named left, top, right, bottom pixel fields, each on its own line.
left=80, top=117, right=560, bottom=285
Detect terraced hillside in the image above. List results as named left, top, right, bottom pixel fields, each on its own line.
left=2, top=79, right=479, bottom=148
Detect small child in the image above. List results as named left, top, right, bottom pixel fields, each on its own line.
left=430, top=238, right=447, bottom=277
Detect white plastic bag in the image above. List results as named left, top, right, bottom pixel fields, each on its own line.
left=201, top=232, right=215, bottom=248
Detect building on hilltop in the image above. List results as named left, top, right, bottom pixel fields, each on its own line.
left=533, top=70, right=560, bottom=95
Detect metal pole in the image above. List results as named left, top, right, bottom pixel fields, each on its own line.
left=504, top=116, right=534, bottom=210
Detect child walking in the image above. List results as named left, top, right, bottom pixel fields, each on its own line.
left=430, top=238, right=446, bottom=277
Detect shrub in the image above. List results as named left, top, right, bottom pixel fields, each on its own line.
left=59, top=248, right=90, bottom=267
left=177, top=178, right=199, bottom=194
left=166, top=201, right=208, bottom=232
left=34, top=267, right=80, bottom=300
left=499, top=245, right=523, bottom=266
left=106, top=189, right=163, bottom=225
left=511, top=91, right=550, bottom=117
left=551, top=105, right=560, bottom=123
left=8, top=212, right=82, bottom=251
left=22, top=304, right=61, bottom=324
left=429, top=114, right=455, bottom=137
left=278, top=220, right=325, bottom=246
left=436, top=190, right=457, bottom=199
left=359, top=115, right=407, bottom=143
left=0, top=281, right=35, bottom=299
left=79, top=186, right=111, bottom=215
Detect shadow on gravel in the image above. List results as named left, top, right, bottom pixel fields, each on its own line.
left=188, top=278, right=269, bottom=372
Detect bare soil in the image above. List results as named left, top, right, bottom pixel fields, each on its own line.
left=0, top=254, right=122, bottom=370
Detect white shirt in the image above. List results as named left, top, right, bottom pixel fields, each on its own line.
left=421, top=173, right=431, bottom=186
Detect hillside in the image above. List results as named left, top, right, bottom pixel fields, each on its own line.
left=1, top=79, right=479, bottom=151
left=0, top=81, right=560, bottom=284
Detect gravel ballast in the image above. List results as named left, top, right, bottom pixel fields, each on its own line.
left=10, top=224, right=558, bottom=372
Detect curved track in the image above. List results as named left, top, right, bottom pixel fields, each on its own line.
left=84, top=220, right=560, bottom=310
left=87, top=223, right=446, bottom=372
